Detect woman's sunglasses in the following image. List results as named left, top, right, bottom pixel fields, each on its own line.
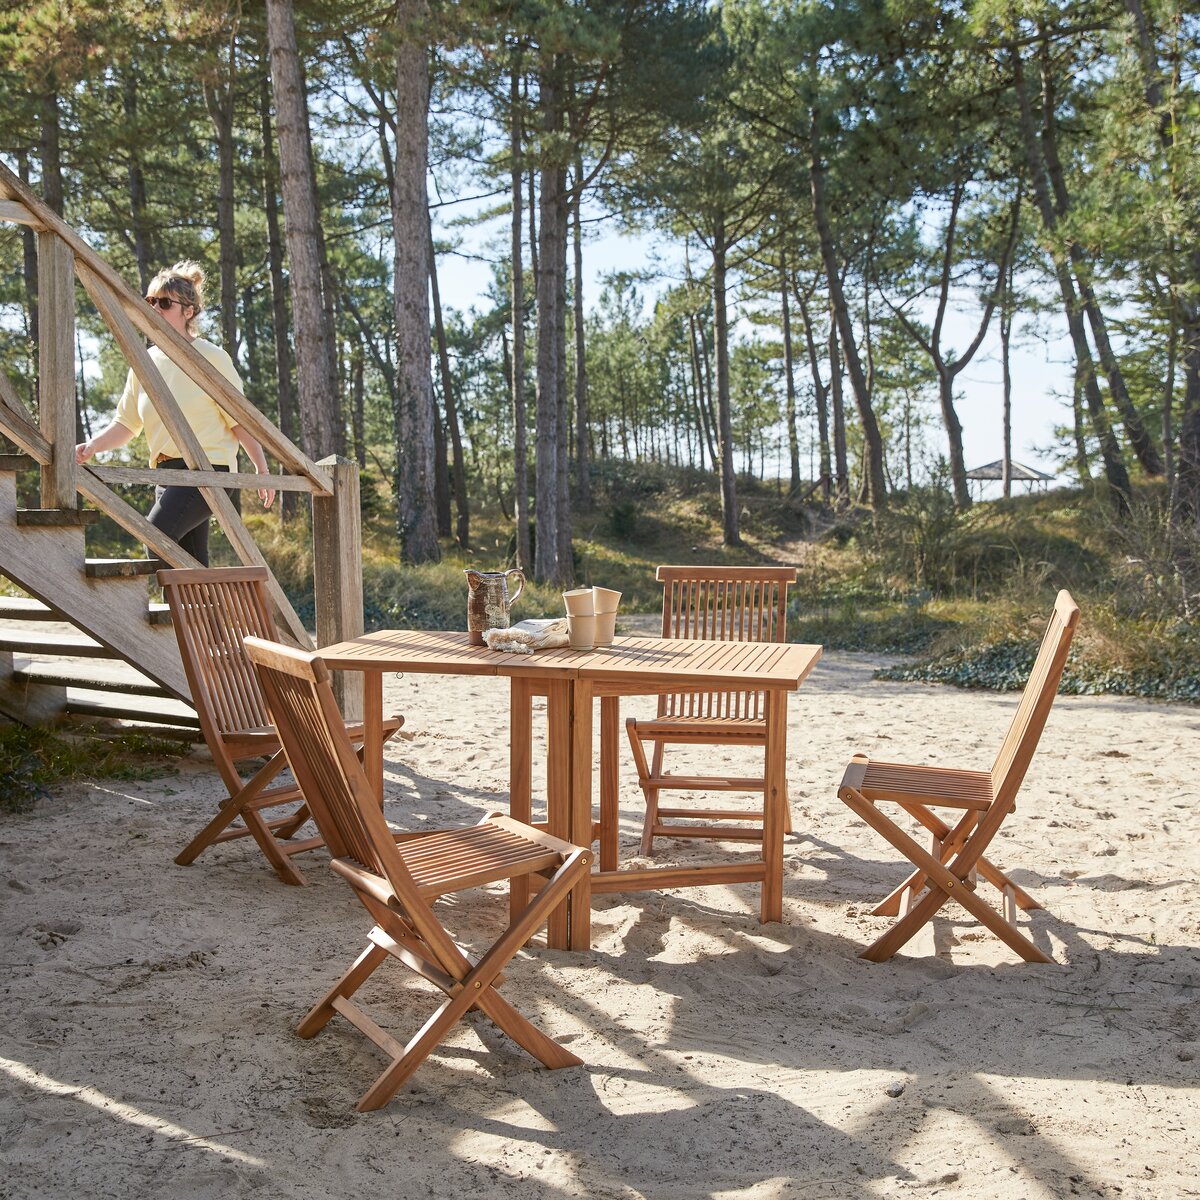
left=146, top=295, right=189, bottom=311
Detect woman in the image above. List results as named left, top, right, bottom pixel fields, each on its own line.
left=75, top=261, right=275, bottom=566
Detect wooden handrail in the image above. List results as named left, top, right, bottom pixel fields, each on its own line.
left=92, top=465, right=316, bottom=492
left=0, top=199, right=44, bottom=230
left=0, top=374, right=52, bottom=464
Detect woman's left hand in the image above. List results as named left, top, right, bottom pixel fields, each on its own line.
left=259, top=486, right=276, bottom=509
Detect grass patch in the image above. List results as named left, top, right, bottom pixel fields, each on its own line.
left=0, top=725, right=189, bottom=815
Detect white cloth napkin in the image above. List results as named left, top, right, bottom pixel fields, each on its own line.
left=483, top=617, right=569, bottom=654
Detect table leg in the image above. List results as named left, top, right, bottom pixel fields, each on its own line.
left=509, top=678, right=533, bottom=926
left=569, top=679, right=594, bottom=951
left=363, top=671, right=384, bottom=803
left=544, top=679, right=572, bottom=949
left=599, top=695, right=620, bottom=872
left=760, top=689, right=788, bottom=924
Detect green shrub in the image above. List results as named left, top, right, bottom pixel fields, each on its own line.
left=0, top=726, right=188, bottom=815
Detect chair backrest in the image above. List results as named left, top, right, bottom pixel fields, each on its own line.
left=990, top=589, right=1081, bottom=807
left=655, top=564, right=797, bottom=720
left=242, top=636, right=424, bottom=909
left=158, top=566, right=277, bottom=742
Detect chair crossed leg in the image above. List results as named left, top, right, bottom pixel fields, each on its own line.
left=174, top=750, right=317, bottom=885
left=871, top=804, right=1042, bottom=921
left=298, top=857, right=588, bottom=1112
left=840, top=774, right=1051, bottom=965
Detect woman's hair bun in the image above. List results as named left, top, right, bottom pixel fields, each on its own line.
left=170, top=260, right=206, bottom=289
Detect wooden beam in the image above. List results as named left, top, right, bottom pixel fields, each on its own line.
left=37, top=231, right=76, bottom=508
left=0, top=161, right=331, bottom=494
left=0, top=200, right=45, bottom=230
left=92, top=465, right=315, bottom=492
left=75, top=469, right=203, bottom=569
left=77, top=266, right=312, bottom=649
left=312, top=456, right=364, bottom=720
left=0, top=377, right=53, bottom=464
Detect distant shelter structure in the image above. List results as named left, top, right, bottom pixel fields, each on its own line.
left=966, top=459, right=1055, bottom=500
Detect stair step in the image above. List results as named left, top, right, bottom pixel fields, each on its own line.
left=0, top=596, right=61, bottom=620
left=0, top=453, right=36, bottom=472
left=0, top=630, right=116, bottom=658
left=63, top=690, right=201, bottom=730
left=11, top=662, right=173, bottom=697
left=16, top=509, right=101, bottom=527
left=0, top=596, right=172, bottom=625
left=85, top=558, right=162, bottom=579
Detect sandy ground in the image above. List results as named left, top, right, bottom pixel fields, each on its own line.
left=1, top=650, right=1198, bottom=1200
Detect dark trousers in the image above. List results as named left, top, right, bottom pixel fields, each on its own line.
left=147, top=458, right=229, bottom=567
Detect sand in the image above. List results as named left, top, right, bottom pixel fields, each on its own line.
left=1, top=651, right=1198, bottom=1200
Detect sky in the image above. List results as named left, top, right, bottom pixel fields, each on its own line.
left=432, top=207, right=1073, bottom=496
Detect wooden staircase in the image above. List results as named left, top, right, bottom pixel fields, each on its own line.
left=0, top=160, right=368, bottom=730
left=0, top=455, right=202, bottom=735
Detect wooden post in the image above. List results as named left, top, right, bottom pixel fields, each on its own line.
left=312, top=455, right=364, bottom=719
left=37, top=232, right=75, bottom=510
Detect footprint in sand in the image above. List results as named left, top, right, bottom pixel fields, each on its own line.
left=28, top=921, right=81, bottom=949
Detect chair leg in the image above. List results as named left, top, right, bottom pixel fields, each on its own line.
left=174, top=752, right=289, bottom=866
left=625, top=720, right=658, bottom=856
left=297, top=941, right=391, bottom=1038
left=842, top=787, right=1052, bottom=964
left=902, top=804, right=1043, bottom=911
left=355, top=856, right=588, bottom=1111
left=863, top=873, right=1052, bottom=964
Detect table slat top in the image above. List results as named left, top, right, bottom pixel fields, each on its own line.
left=317, top=629, right=821, bottom=689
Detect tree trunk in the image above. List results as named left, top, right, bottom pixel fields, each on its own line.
left=18, top=151, right=39, bottom=409
left=123, top=75, right=153, bottom=292
left=429, top=214, right=469, bottom=546
left=828, top=309, right=849, bottom=502
left=780, top=257, right=801, bottom=493
left=204, top=31, right=239, bottom=365
left=1000, top=259, right=1014, bottom=499
left=1123, top=0, right=1200, bottom=511
left=572, top=154, right=590, bottom=509
left=809, top=108, right=886, bottom=508
left=712, top=230, right=740, bottom=545
left=510, top=63, right=531, bottom=572
left=1012, top=45, right=1131, bottom=505
left=1035, top=34, right=1160, bottom=477
left=351, top=342, right=365, bottom=468
left=265, top=0, right=340, bottom=459
left=534, top=53, right=570, bottom=584
left=260, top=72, right=300, bottom=519
left=688, top=313, right=716, bottom=471
left=390, top=0, right=440, bottom=562
left=797, top=287, right=831, bottom=501
left=39, top=90, right=64, bottom=215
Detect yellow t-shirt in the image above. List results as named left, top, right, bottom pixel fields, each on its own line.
left=113, top=338, right=241, bottom=470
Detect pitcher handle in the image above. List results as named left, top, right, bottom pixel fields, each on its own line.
left=505, top=569, right=525, bottom=607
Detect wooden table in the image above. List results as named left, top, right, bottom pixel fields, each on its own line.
left=317, top=630, right=821, bottom=950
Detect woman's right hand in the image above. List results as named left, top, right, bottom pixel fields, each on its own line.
left=75, top=441, right=93, bottom=464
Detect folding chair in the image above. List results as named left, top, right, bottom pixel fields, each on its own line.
left=243, top=637, right=592, bottom=1111
left=159, top=566, right=403, bottom=885
left=838, top=589, right=1080, bottom=963
left=626, top=565, right=798, bottom=854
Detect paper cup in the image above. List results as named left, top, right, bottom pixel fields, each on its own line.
left=594, top=610, right=616, bottom=647
left=563, top=588, right=594, bottom=617
left=592, top=586, right=622, bottom=614
left=567, top=613, right=596, bottom=650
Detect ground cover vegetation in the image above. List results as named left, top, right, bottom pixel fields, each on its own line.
left=0, top=1, right=1197, bottom=707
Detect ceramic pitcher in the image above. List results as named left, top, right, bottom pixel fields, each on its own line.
left=465, top=569, right=525, bottom=645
